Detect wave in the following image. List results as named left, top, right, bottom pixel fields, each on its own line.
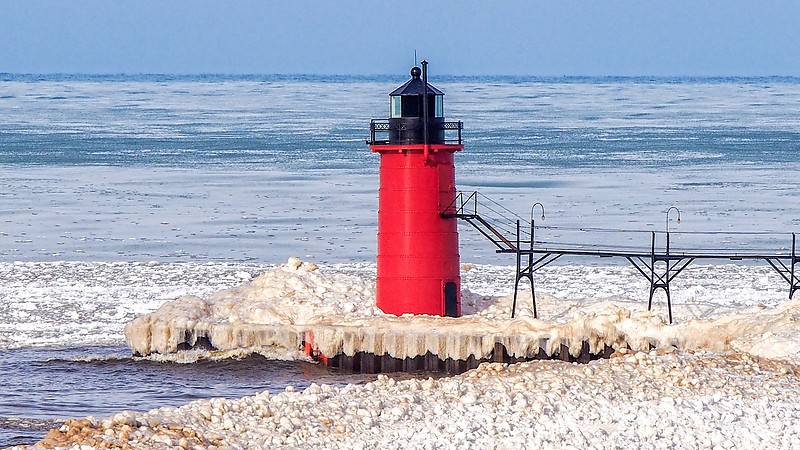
left=134, top=347, right=307, bottom=364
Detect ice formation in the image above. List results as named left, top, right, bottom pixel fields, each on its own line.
left=25, top=351, right=800, bottom=449
left=124, top=257, right=800, bottom=363
left=19, top=258, right=800, bottom=449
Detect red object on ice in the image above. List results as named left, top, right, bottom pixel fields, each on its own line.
left=368, top=61, right=463, bottom=317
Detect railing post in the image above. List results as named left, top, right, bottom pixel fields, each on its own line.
left=648, top=231, right=656, bottom=311
left=511, top=220, right=521, bottom=318
left=529, top=216, right=537, bottom=319
left=651, top=231, right=656, bottom=258
left=792, top=233, right=797, bottom=299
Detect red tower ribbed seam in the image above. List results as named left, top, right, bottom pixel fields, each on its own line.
left=371, top=144, right=462, bottom=316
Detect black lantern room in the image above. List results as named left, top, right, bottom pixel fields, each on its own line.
left=388, top=61, right=446, bottom=145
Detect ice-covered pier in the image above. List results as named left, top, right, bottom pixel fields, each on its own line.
left=123, top=259, right=657, bottom=373
left=303, top=328, right=611, bottom=374
left=128, top=309, right=637, bottom=374
left=124, top=258, right=800, bottom=374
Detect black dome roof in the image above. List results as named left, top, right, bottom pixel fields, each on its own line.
left=389, top=66, right=444, bottom=97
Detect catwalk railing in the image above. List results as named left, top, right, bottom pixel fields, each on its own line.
left=442, top=191, right=799, bottom=324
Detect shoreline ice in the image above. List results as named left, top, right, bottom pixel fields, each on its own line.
left=22, top=351, right=800, bottom=449
left=9, top=258, right=800, bottom=449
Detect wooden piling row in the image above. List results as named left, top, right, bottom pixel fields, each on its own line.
left=168, top=325, right=620, bottom=375
left=315, top=340, right=616, bottom=375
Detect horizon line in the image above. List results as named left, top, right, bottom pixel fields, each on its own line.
left=3, top=72, right=800, bottom=80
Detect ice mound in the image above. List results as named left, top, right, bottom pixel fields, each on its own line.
left=125, top=257, right=800, bottom=363
left=196, top=257, right=378, bottom=325
left=124, top=257, right=379, bottom=355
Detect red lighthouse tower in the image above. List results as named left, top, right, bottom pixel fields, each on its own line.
left=368, top=61, right=463, bottom=317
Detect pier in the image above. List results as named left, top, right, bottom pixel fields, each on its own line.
left=302, top=327, right=615, bottom=375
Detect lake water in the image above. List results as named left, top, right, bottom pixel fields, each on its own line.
left=1, top=74, right=799, bottom=446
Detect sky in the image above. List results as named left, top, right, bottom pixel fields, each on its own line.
left=2, top=1, right=799, bottom=76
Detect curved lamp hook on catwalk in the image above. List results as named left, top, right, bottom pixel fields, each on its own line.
left=531, top=202, right=546, bottom=225
left=665, top=206, right=681, bottom=234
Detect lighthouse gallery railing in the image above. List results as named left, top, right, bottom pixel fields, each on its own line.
left=367, top=119, right=463, bottom=145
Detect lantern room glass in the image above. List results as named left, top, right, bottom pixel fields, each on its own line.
left=390, top=94, right=444, bottom=118
left=435, top=95, right=443, bottom=118
left=390, top=96, right=402, bottom=118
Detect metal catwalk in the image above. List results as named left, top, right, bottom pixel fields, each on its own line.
left=443, top=191, right=799, bottom=323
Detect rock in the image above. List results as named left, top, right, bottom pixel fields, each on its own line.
left=287, top=257, right=302, bottom=270
left=113, top=412, right=139, bottom=427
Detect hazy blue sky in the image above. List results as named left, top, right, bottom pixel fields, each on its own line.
left=2, top=1, right=799, bottom=76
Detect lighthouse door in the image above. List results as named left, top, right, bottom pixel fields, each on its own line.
left=444, top=282, right=458, bottom=317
